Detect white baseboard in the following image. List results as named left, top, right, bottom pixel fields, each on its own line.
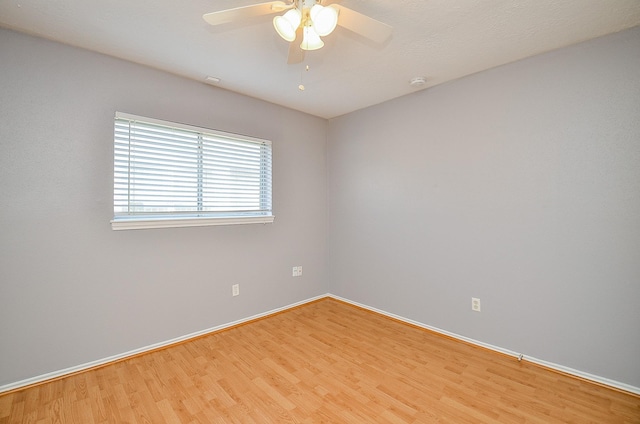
left=328, top=294, right=640, bottom=396
left=2, top=293, right=638, bottom=397
left=0, top=294, right=328, bottom=395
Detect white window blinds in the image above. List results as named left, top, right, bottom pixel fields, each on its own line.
left=112, top=112, right=273, bottom=230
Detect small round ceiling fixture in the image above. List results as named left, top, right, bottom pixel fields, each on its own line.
left=409, top=76, right=427, bottom=87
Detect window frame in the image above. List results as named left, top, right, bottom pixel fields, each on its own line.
left=111, top=112, right=274, bottom=231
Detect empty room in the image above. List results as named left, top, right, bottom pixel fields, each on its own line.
left=1, top=0, right=639, bottom=422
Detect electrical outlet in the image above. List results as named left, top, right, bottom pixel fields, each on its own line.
left=292, top=266, right=303, bottom=277
left=232, top=284, right=240, bottom=297
left=472, top=297, right=481, bottom=312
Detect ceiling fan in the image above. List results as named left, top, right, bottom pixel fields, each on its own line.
left=203, top=0, right=393, bottom=64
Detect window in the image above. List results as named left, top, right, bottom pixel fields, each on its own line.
left=112, top=112, right=273, bottom=230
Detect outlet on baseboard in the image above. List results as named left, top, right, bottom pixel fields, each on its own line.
left=292, top=266, right=303, bottom=277
left=232, top=284, right=240, bottom=297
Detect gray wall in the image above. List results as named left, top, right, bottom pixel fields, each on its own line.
left=327, top=27, right=640, bottom=387
left=0, top=28, right=327, bottom=387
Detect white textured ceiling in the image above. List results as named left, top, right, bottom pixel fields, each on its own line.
left=1, top=0, right=639, bottom=119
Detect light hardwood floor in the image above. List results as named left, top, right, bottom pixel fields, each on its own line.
left=1, top=298, right=638, bottom=423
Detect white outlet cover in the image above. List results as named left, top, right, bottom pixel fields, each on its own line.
left=472, top=297, right=481, bottom=312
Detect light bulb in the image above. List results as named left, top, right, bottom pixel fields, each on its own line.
left=273, top=8, right=301, bottom=42
left=301, top=25, right=324, bottom=51
left=310, top=4, right=338, bottom=37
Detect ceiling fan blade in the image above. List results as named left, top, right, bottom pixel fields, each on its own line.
left=287, top=26, right=305, bottom=64
left=203, top=1, right=290, bottom=26
left=332, top=4, right=392, bottom=44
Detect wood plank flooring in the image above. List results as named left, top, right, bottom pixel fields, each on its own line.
left=1, top=298, right=638, bottom=423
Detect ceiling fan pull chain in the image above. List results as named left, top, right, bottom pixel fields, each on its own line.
left=299, top=64, right=310, bottom=91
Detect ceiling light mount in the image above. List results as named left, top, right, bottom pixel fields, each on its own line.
left=409, top=76, right=427, bottom=87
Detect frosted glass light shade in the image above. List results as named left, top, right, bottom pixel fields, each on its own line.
left=310, top=4, right=338, bottom=37
left=273, top=9, right=301, bottom=42
left=301, top=25, right=324, bottom=51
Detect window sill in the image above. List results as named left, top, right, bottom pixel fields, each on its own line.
left=111, top=215, right=275, bottom=231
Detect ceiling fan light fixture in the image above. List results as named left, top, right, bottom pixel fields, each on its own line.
left=301, top=25, right=324, bottom=51
left=273, top=8, right=301, bottom=42
left=310, top=4, right=338, bottom=37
